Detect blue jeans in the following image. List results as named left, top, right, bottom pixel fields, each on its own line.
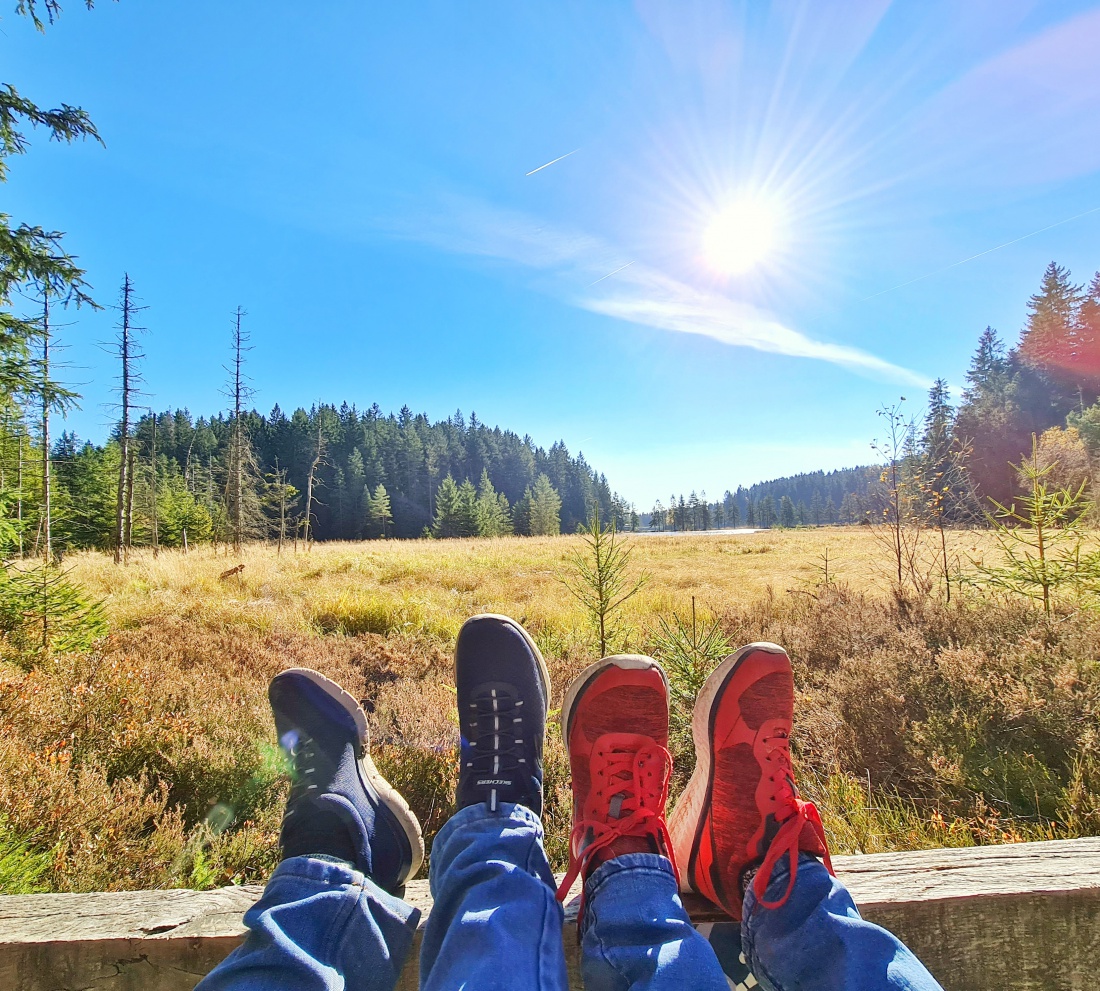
left=198, top=807, right=942, bottom=991
left=741, top=853, right=943, bottom=991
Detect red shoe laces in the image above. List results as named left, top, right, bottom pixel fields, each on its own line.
left=556, top=741, right=678, bottom=904
left=752, top=731, right=834, bottom=911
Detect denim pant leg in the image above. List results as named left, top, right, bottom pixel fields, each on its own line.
left=742, top=854, right=945, bottom=991
left=581, top=853, right=729, bottom=991
left=197, top=857, right=420, bottom=991
left=421, top=802, right=569, bottom=991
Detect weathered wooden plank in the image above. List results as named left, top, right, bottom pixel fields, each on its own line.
left=1, top=838, right=1097, bottom=991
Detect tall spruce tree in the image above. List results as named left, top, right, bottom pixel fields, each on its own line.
left=955, top=327, right=1029, bottom=505
left=1020, top=263, right=1085, bottom=381
left=779, top=494, right=796, bottom=528
left=432, top=474, right=460, bottom=538
left=528, top=473, right=561, bottom=536
left=369, top=483, right=393, bottom=538
left=475, top=469, right=511, bottom=537
left=758, top=494, right=776, bottom=528
left=454, top=479, right=479, bottom=537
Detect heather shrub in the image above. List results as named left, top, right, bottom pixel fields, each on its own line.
left=712, top=584, right=1100, bottom=837
left=1, top=536, right=1097, bottom=893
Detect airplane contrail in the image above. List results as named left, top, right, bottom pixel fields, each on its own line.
left=526, top=149, right=579, bottom=176
left=585, top=261, right=634, bottom=288
left=862, top=204, right=1100, bottom=301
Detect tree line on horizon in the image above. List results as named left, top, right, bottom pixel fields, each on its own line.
left=2, top=365, right=632, bottom=553
left=647, top=261, right=1100, bottom=533
left=5, top=261, right=1100, bottom=560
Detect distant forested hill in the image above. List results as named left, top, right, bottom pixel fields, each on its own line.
left=647, top=261, right=1100, bottom=532
left=643, top=465, right=884, bottom=530
left=40, top=404, right=630, bottom=548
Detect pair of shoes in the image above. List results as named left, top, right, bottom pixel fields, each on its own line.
left=265, top=614, right=548, bottom=892
left=268, top=615, right=831, bottom=923
left=556, top=643, right=832, bottom=922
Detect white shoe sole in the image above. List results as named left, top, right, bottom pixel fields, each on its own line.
left=277, top=667, right=426, bottom=885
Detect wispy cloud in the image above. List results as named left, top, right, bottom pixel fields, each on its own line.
left=905, top=7, right=1100, bottom=189
left=387, top=195, right=930, bottom=388
left=583, top=268, right=929, bottom=386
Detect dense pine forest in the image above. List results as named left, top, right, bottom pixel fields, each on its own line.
left=31, top=404, right=628, bottom=549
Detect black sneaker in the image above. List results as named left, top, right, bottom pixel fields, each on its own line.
left=269, top=668, right=425, bottom=892
left=455, top=614, right=550, bottom=815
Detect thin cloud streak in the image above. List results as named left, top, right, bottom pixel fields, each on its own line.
left=583, top=270, right=930, bottom=387
left=861, top=203, right=1100, bottom=301
left=585, top=261, right=635, bottom=288
left=389, top=196, right=930, bottom=388
left=525, top=149, right=579, bottom=176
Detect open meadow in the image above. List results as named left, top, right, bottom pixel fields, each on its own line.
left=2, top=526, right=1098, bottom=893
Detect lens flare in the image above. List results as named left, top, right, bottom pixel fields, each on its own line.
left=702, top=196, right=784, bottom=275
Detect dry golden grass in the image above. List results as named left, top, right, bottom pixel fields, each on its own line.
left=1, top=526, right=1095, bottom=893
left=65, top=527, right=1001, bottom=642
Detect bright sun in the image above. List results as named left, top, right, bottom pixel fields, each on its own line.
left=702, top=196, right=783, bottom=275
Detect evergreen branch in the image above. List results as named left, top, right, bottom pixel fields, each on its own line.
left=14, top=0, right=99, bottom=32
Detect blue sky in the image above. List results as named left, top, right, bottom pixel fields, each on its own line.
left=5, top=1, right=1100, bottom=507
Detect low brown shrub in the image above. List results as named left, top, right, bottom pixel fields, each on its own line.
left=2, top=548, right=1097, bottom=893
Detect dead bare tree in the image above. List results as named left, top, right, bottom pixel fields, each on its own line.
left=222, top=307, right=263, bottom=555
left=27, top=283, right=79, bottom=562
left=39, top=292, right=51, bottom=560
left=263, top=460, right=298, bottom=555
left=869, top=399, right=934, bottom=596
left=302, top=411, right=327, bottom=550
left=112, top=275, right=146, bottom=564
left=149, top=410, right=159, bottom=557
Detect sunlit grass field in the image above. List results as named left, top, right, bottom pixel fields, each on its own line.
left=2, top=526, right=1097, bottom=894
left=66, top=526, right=997, bottom=642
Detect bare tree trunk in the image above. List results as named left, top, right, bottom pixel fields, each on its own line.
left=276, top=468, right=287, bottom=554
left=304, top=454, right=319, bottom=549
left=184, top=435, right=195, bottom=493
left=233, top=308, right=244, bottom=553
left=41, top=292, right=52, bottom=562
left=303, top=416, right=326, bottom=551
left=114, top=275, right=134, bottom=564
left=227, top=306, right=253, bottom=555
left=16, top=431, right=24, bottom=557
left=124, top=446, right=135, bottom=556
left=150, top=413, right=159, bottom=558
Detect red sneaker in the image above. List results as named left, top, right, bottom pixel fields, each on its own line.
left=668, top=642, right=833, bottom=921
left=556, top=656, right=678, bottom=905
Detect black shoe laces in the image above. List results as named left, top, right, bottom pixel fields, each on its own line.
left=466, top=688, right=526, bottom=811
